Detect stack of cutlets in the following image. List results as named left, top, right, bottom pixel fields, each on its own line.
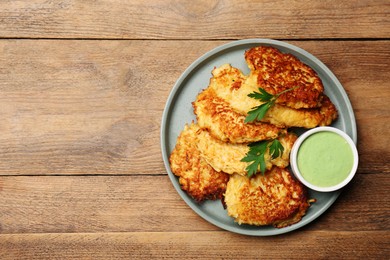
left=169, top=46, right=338, bottom=228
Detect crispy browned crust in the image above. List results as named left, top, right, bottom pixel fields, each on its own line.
left=224, top=167, right=312, bottom=228
left=209, top=62, right=246, bottom=92
left=262, top=95, right=338, bottom=128
left=245, top=46, right=324, bottom=109
left=196, top=129, right=297, bottom=176
left=169, top=123, right=229, bottom=203
left=271, top=132, right=298, bottom=169
left=207, top=63, right=338, bottom=129
left=193, top=88, right=285, bottom=143
left=169, top=46, right=332, bottom=227
left=318, top=95, right=339, bottom=126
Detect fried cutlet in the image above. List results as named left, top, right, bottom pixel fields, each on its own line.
left=209, top=64, right=338, bottom=128
left=193, top=87, right=285, bottom=143
left=264, top=95, right=338, bottom=128
left=196, top=128, right=297, bottom=176
left=245, top=46, right=324, bottom=109
left=169, top=123, right=229, bottom=202
left=224, top=167, right=312, bottom=228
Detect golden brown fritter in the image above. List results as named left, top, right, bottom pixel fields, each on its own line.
left=208, top=63, right=247, bottom=93
left=196, top=128, right=248, bottom=175
left=245, top=46, right=324, bottom=109
left=318, top=95, right=339, bottom=126
left=224, top=167, right=312, bottom=228
left=169, top=123, right=229, bottom=203
left=208, top=64, right=338, bottom=128
left=196, top=128, right=297, bottom=176
left=263, top=96, right=338, bottom=128
left=168, top=45, right=329, bottom=228
left=193, top=87, right=285, bottom=143
left=208, top=64, right=259, bottom=113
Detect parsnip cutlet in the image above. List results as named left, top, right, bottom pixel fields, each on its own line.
left=209, top=64, right=338, bottom=128
left=196, top=129, right=297, bottom=176
left=169, top=123, right=229, bottom=202
left=224, top=167, right=311, bottom=228
left=193, top=87, right=284, bottom=143
left=245, top=46, right=324, bottom=109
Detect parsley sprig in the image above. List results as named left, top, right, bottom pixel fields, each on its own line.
left=241, top=139, right=284, bottom=178
left=244, top=86, right=299, bottom=123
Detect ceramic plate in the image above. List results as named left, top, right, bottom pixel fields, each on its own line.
left=160, top=39, right=357, bottom=236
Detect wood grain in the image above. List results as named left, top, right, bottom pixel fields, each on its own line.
left=1, top=231, right=389, bottom=259
left=0, top=0, right=389, bottom=39
left=0, top=1, right=388, bottom=258
left=0, top=174, right=388, bottom=234
left=0, top=40, right=388, bottom=175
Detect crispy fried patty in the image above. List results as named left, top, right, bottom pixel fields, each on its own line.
left=168, top=45, right=325, bottom=227
left=224, top=167, right=312, bottom=228
left=208, top=63, right=338, bottom=128
left=196, top=128, right=297, bottom=176
left=193, top=87, right=284, bottom=143
left=169, top=123, right=229, bottom=202
left=245, top=46, right=324, bottom=109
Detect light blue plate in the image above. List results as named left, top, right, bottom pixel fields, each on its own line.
left=160, top=39, right=357, bottom=236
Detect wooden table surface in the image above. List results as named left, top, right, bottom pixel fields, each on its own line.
left=0, top=1, right=389, bottom=259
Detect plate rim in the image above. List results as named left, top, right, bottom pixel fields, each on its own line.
left=160, top=38, right=357, bottom=236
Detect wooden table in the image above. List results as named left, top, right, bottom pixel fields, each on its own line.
left=0, top=1, right=389, bottom=259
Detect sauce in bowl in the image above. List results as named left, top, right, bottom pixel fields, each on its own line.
left=290, top=127, right=359, bottom=192
left=297, top=131, right=354, bottom=187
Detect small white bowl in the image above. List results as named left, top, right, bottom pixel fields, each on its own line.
left=290, top=127, right=359, bottom=192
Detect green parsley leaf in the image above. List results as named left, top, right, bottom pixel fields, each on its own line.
left=247, top=88, right=273, bottom=102
left=245, top=156, right=264, bottom=178
left=269, top=139, right=284, bottom=159
left=240, top=141, right=268, bottom=177
left=241, top=139, right=284, bottom=177
left=245, top=102, right=274, bottom=123
left=245, top=86, right=300, bottom=123
left=248, top=140, right=268, bottom=154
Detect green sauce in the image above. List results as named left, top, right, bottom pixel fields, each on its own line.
left=297, top=131, right=354, bottom=188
